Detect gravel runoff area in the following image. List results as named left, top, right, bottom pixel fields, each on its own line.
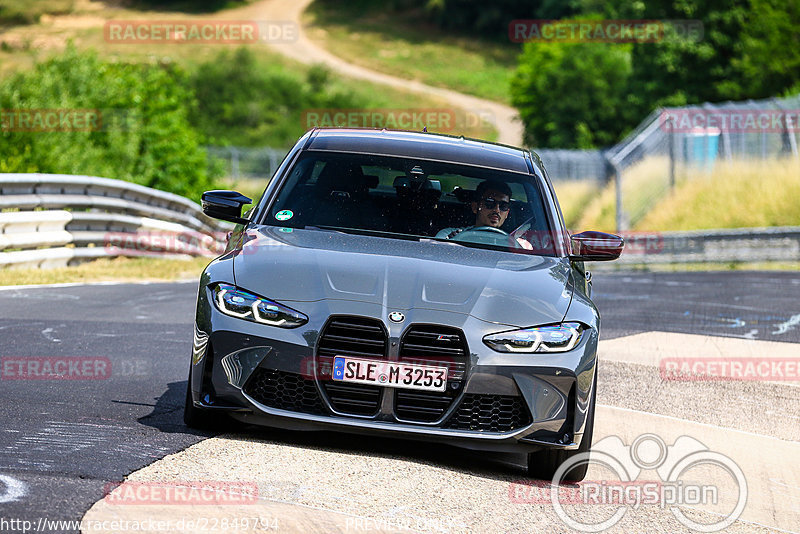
left=81, top=330, right=800, bottom=533
left=85, top=427, right=777, bottom=534
left=598, top=360, right=800, bottom=442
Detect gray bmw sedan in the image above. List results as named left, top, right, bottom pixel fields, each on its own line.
left=186, top=128, right=623, bottom=480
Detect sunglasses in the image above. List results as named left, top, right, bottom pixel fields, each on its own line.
left=480, top=198, right=510, bottom=212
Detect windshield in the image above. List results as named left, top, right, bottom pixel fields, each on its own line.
left=263, top=151, right=557, bottom=255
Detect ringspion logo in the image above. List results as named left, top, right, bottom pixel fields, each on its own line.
left=510, top=434, right=747, bottom=532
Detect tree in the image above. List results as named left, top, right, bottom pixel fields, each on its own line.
left=510, top=40, right=634, bottom=148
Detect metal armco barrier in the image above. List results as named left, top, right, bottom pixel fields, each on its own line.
left=1, top=174, right=796, bottom=269
left=612, top=227, right=800, bottom=265
left=0, top=174, right=233, bottom=269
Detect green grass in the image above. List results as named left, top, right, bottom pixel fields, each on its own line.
left=553, top=180, right=601, bottom=229
left=637, top=158, right=800, bottom=230
left=0, top=0, right=75, bottom=26
left=0, top=256, right=210, bottom=285
left=576, top=157, right=685, bottom=232
left=304, top=0, right=519, bottom=105
left=574, top=157, right=800, bottom=233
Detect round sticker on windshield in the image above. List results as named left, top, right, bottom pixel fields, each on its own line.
left=275, top=210, right=293, bottom=221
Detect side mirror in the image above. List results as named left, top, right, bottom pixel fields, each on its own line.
left=201, top=190, right=252, bottom=225
left=569, top=231, right=624, bottom=261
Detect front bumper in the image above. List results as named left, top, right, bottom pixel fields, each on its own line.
left=191, top=288, right=598, bottom=455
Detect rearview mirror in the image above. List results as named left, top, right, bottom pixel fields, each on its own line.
left=201, top=190, right=252, bottom=225
left=569, top=231, right=624, bottom=261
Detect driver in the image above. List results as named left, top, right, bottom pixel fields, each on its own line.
left=436, top=180, right=533, bottom=249
left=436, top=180, right=512, bottom=239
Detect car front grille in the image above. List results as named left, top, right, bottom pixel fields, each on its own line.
left=445, top=394, right=532, bottom=432
left=394, top=325, right=468, bottom=423
left=243, top=368, right=326, bottom=416
left=318, top=317, right=387, bottom=416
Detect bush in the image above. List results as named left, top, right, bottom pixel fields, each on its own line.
left=189, top=48, right=363, bottom=147
left=0, top=46, right=219, bottom=202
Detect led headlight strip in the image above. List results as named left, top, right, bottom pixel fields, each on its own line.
left=483, top=322, right=584, bottom=353
left=212, top=283, right=308, bottom=328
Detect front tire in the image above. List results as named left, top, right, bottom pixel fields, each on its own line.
left=183, top=368, right=229, bottom=430
left=527, top=371, right=597, bottom=481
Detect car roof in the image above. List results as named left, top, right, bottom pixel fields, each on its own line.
left=305, top=128, right=532, bottom=174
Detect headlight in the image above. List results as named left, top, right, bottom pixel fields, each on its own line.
left=483, top=322, right=583, bottom=353
left=212, top=283, right=308, bottom=328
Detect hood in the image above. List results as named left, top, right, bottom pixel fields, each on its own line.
left=231, top=226, right=573, bottom=327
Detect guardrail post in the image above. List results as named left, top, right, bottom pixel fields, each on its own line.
left=785, top=114, right=799, bottom=158
left=667, top=117, right=676, bottom=190
left=611, top=161, right=624, bottom=233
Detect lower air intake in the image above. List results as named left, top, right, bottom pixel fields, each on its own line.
left=244, top=369, right=326, bottom=416
left=445, top=394, right=531, bottom=432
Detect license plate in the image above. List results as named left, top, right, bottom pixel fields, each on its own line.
left=332, top=356, right=448, bottom=392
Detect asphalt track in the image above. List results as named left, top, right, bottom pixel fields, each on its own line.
left=0, top=271, right=798, bottom=533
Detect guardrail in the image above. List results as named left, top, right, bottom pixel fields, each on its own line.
left=607, top=227, right=800, bottom=266
left=0, top=174, right=234, bottom=269
left=2, top=174, right=796, bottom=270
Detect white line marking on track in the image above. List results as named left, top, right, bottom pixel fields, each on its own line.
left=41, top=326, right=63, bottom=343
left=0, top=279, right=196, bottom=291
left=774, top=313, right=800, bottom=335
left=0, top=474, right=28, bottom=503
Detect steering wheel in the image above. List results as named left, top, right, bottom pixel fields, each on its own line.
left=451, top=226, right=510, bottom=246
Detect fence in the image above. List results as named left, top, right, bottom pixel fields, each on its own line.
left=206, top=146, right=286, bottom=181
left=0, top=174, right=232, bottom=269
left=533, top=93, right=800, bottom=232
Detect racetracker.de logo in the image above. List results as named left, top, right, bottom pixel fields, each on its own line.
left=103, top=481, right=259, bottom=505
left=1, top=357, right=111, bottom=380
left=103, top=231, right=227, bottom=257
left=660, top=357, right=800, bottom=381
left=1, top=109, right=102, bottom=132
left=104, top=20, right=296, bottom=44
left=509, top=20, right=702, bottom=43
left=660, top=109, right=800, bottom=133
left=302, top=108, right=461, bottom=132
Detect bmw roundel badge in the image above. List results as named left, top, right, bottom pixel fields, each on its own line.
left=388, top=311, right=405, bottom=323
